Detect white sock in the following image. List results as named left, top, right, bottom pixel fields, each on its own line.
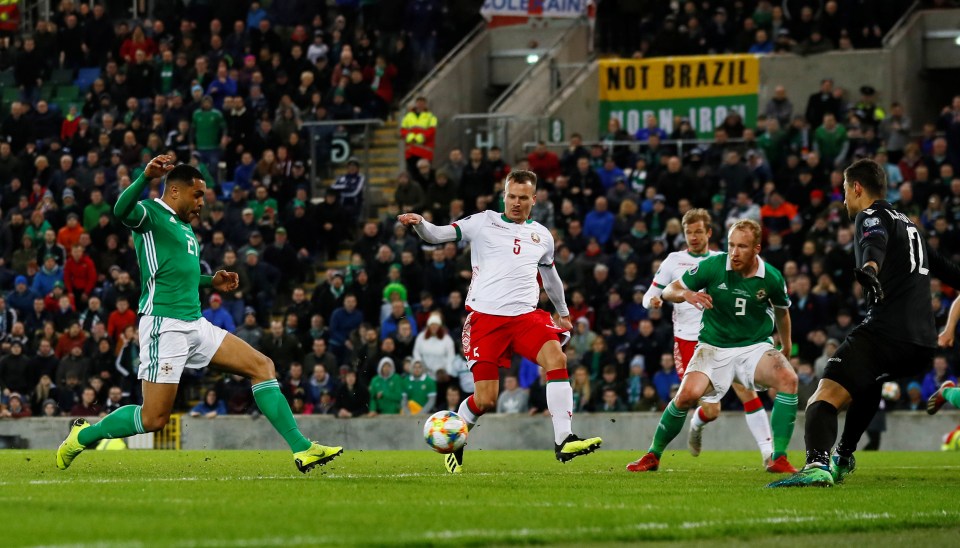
left=690, top=407, right=708, bottom=430
left=745, top=408, right=773, bottom=460
left=547, top=382, right=573, bottom=445
left=457, top=397, right=479, bottom=429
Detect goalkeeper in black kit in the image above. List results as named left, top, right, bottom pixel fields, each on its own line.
left=770, top=158, right=960, bottom=488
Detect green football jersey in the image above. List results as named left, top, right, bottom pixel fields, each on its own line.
left=123, top=198, right=202, bottom=321
left=680, top=253, right=791, bottom=348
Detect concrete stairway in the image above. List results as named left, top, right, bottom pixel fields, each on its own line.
left=319, top=120, right=401, bottom=272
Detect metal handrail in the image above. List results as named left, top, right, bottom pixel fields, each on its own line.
left=882, top=0, right=921, bottom=47
left=488, top=21, right=584, bottom=113
left=302, top=119, right=385, bottom=213
left=397, top=21, right=486, bottom=111
left=523, top=138, right=748, bottom=149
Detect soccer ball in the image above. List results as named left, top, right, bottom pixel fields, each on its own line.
left=881, top=381, right=901, bottom=401
left=423, top=410, right=468, bottom=454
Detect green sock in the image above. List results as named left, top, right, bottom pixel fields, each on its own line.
left=771, top=392, right=798, bottom=459
left=943, top=387, right=960, bottom=408
left=253, top=379, right=312, bottom=453
left=77, top=405, right=145, bottom=446
left=648, top=401, right=688, bottom=458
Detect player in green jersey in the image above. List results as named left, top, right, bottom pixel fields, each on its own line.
left=57, top=155, right=342, bottom=473
left=627, top=219, right=800, bottom=473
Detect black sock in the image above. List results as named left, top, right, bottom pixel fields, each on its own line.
left=836, top=386, right=881, bottom=458
left=804, top=400, right=839, bottom=466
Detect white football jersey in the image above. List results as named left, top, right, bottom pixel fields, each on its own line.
left=651, top=249, right=722, bottom=341
left=453, top=210, right=555, bottom=316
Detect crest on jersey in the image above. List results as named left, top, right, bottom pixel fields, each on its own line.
left=756, top=288, right=767, bottom=301
left=531, top=233, right=541, bottom=243
left=863, top=217, right=881, bottom=228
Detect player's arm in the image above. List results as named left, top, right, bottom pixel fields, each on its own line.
left=774, top=307, right=792, bottom=359
left=539, top=263, right=571, bottom=329
left=666, top=258, right=715, bottom=310
left=114, top=154, right=174, bottom=229
left=396, top=213, right=458, bottom=244
left=928, top=246, right=960, bottom=290
left=662, top=280, right=712, bottom=310
left=854, top=211, right=889, bottom=303
left=642, top=255, right=674, bottom=310
left=939, top=295, right=960, bottom=348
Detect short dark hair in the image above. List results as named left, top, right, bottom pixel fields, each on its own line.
left=165, top=164, right=204, bottom=188
left=504, top=170, right=537, bottom=192
left=844, top=158, right=886, bottom=198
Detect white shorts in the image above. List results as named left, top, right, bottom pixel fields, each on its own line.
left=138, top=315, right=229, bottom=384
left=685, top=341, right=775, bottom=404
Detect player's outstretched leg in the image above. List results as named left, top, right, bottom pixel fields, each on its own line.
left=58, top=384, right=170, bottom=469
left=628, top=373, right=707, bottom=472
left=928, top=380, right=958, bottom=415
left=212, top=333, right=341, bottom=472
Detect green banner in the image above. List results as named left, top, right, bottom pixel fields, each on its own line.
left=598, top=56, right=760, bottom=139
left=599, top=95, right=758, bottom=140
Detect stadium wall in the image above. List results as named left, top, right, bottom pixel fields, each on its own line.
left=5, top=412, right=958, bottom=451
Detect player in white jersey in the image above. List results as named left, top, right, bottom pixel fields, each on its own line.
left=642, top=209, right=777, bottom=469
left=398, top=170, right=602, bottom=473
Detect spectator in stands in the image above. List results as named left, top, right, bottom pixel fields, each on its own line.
left=329, top=294, right=363, bottom=363
left=63, top=244, right=96, bottom=305
left=335, top=369, right=370, bottom=417
left=201, top=294, right=236, bottom=333
left=765, top=85, right=795, bottom=127
left=527, top=141, right=561, bottom=186
left=106, top=296, right=136, bottom=342
left=331, top=157, right=366, bottom=223
left=922, top=355, right=957, bottom=402
left=496, top=374, right=528, bottom=414
left=368, top=356, right=403, bottom=415
left=260, top=319, right=302, bottom=378
left=401, top=96, right=438, bottom=175
left=412, top=312, right=455, bottom=379
left=191, top=389, right=227, bottom=418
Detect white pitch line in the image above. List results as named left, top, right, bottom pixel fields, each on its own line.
left=27, top=510, right=960, bottom=548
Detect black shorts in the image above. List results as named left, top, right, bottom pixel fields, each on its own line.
left=823, top=328, right=935, bottom=396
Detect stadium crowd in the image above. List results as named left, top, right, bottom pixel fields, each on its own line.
left=595, top=0, right=929, bottom=58
left=0, top=1, right=958, bottom=434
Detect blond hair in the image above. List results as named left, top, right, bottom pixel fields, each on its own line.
left=728, top=218, right=762, bottom=246
left=682, top=208, right=712, bottom=228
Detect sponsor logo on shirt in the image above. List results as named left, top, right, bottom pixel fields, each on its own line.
left=687, top=264, right=699, bottom=275
left=491, top=223, right=510, bottom=230
left=717, top=282, right=727, bottom=290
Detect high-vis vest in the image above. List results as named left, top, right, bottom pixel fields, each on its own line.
left=400, top=109, right=438, bottom=161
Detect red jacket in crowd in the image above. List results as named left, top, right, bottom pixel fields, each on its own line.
left=64, top=254, right=97, bottom=297
left=107, top=308, right=137, bottom=341
left=527, top=149, right=562, bottom=183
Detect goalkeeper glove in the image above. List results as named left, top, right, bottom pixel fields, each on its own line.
left=854, top=265, right=884, bottom=305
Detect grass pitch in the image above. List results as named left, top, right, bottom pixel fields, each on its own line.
left=1, top=449, right=957, bottom=547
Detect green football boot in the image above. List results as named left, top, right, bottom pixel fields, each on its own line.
left=766, top=464, right=835, bottom=488
left=831, top=454, right=856, bottom=484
